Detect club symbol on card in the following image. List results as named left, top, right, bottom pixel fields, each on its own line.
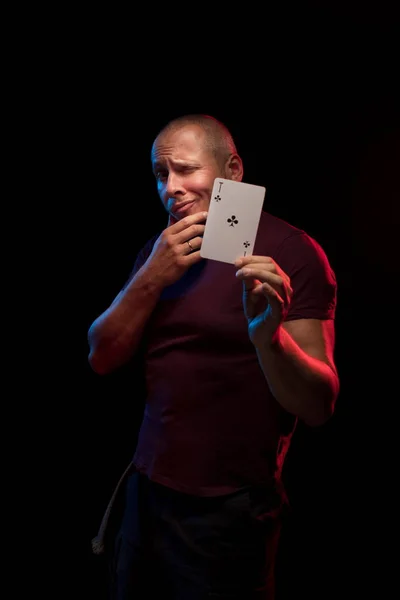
left=214, top=194, right=222, bottom=202
left=243, top=240, right=250, bottom=256
left=227, top=215, right=238, bottom=227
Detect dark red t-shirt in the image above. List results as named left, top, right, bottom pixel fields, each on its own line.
left=130, top=211, right=337, bottom=496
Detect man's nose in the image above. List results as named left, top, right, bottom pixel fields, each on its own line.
left=166, top=172, right=185, bottom=197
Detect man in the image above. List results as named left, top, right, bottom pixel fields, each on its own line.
left=88, top=114, right=339, bottom=599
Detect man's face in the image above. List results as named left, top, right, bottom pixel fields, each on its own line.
left=151, top=125, right=227, bottom=221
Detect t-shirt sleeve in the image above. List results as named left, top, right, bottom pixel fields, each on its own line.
left=275, top=232, right=337, bottom=321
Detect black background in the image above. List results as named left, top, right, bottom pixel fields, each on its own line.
left=24, top=7, right=399, bottom=599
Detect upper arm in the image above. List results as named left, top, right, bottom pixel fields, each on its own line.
left=283, top=318, right=337, bottom=376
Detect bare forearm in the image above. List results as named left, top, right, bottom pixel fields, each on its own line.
left=254, top=327, right=339, bottom=426
left=88, top=267, right=161, bottom=374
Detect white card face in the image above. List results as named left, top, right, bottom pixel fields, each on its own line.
left=200, top=178, right=266, bottom=265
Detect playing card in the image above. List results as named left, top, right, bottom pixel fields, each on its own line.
left=200, top=178, right=266, bottom=264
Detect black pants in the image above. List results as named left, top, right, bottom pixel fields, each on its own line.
left=110, top=472, right=283, bottom=599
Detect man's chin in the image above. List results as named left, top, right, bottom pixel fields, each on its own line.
left=174, top=201, right=197, bottom=219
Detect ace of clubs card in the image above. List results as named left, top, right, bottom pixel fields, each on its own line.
left=200, top=178, right=266, bottom=264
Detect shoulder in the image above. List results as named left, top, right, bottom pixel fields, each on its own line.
left=256, top=211, right=305, bottom=255
left=258, top=212, right=337, bottom=319
left=257, top=211, right=335, bottom=281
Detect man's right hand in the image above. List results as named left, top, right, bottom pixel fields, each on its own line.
left=143, top=211, right=208, bottom=289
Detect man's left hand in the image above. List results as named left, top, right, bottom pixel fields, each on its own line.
left=235, top=256, right=293, bottom=346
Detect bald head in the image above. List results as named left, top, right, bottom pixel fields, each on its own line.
left=152, top=114, right=238, bottom=169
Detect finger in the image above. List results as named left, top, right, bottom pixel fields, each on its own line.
left=236, top=269, right=282, bottom=288
left=167, top=213, right=178, bottom=227
left=241, top=277, right=263, bottom=292
left=184, top=248, right=203, bottom=266
left=246, top=281, right=284, bottom=312
left=235, top=262, right=277, bottom=278
left=177, top=224, right=206, bottom=246
left=168, top=211, right=208, bottom=233
left=261, top=282, right=284, bottom=304
left=235, top=259, right=291, bottom=295
left=237, top=270, right=290, bottom=304
left=235, top=255, right=274, bottom=268
left=182, top=236, right=203, bottom=254
left=245, top=282, right=265, bottom=295
left=242, top=281, right=267, bottom=320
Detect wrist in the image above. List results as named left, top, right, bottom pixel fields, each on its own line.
left=253, top=325, right=283, bottom=353
left=136, top=267, right=164, bottom=298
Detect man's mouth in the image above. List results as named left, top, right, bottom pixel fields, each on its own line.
left=174, top=200, right=195, bottom=214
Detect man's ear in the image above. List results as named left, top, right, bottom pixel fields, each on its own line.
left=226, top=153, right=244, bottom=182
